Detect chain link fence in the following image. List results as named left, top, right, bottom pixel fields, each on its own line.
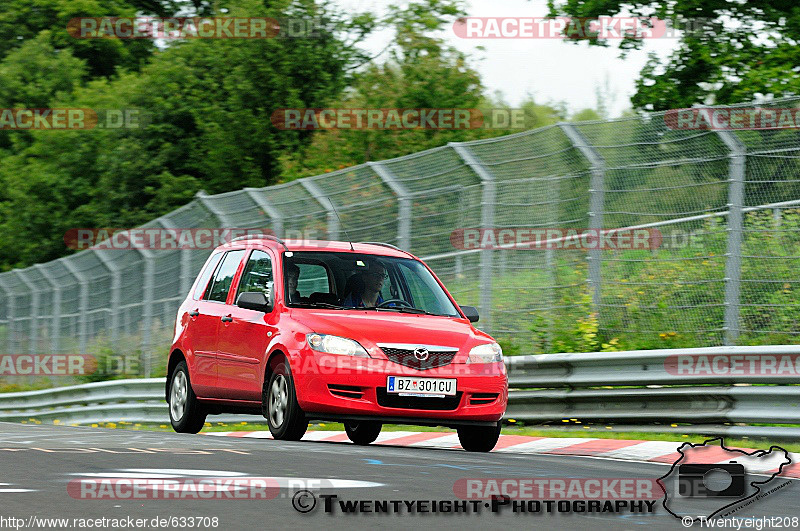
left=1, top=97, right=799, bottom=377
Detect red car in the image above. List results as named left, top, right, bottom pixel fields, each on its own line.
left=166, top=236, right=508, bottom=451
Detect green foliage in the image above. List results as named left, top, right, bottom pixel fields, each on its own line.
left=548, top=0, right=800, bottom=109
left=445, top=210, right=800, bottom=356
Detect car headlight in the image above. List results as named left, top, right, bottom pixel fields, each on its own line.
left=467, top=342, right=503, bottom=363
left=306, top=333, right=370, bottom=357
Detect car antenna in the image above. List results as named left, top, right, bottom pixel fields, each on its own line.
left=328, top=199, right=355, bottom=252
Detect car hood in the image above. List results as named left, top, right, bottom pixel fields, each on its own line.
left=289, top=309, right=493, bottom=360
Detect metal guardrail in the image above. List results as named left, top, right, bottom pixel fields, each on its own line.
left=0, top=346, right=798, bottom=440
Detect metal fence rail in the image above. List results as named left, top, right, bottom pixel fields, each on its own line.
left=1, top=97, right=800, bottom=373
left=1, top=346, right=798, bottom=441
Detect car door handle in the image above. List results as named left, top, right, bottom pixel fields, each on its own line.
left=189, top=309, right=200, bottom=317
left=221, top=315, right=233, bottom=323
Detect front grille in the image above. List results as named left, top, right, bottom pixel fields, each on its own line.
left=377, top=387, right=462, bottom=410
left=380, top=347, right=457, bottom=370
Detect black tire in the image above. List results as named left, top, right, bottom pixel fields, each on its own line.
left=344, top=421, right=382, bottom=445
left=264, top=361, right=307, bottom=441
left=168, top=361, right=207, bottom=434
left=457, top=423, right=501, bottom=452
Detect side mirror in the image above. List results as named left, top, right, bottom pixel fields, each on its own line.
left=459, top=305, right=479, bottom=323
left=237, top=289, right=273, bottom=313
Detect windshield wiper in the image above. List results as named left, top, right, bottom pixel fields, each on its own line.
left=291, top=301, right=345, bottom=310
left=363, top=306, right=436, bottom=316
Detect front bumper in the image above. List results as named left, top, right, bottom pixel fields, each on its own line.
left=292, top=350, right=508, bottom=423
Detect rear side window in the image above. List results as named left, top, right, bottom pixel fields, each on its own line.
left=203, top=250, right=246, bottom=302
left=192, top=252, right=223, bottom=300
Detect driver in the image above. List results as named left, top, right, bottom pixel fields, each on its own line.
left=342, top=259, right=386, bottom=308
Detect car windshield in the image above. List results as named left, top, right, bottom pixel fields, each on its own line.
left=282, top=251, right=461, bottom=317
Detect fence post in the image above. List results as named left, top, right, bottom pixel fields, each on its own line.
left=93, top=250, right=121, bottom=344
left=301, top=179, right=340, bottom=240
left=368, top=162, right=411, bottom=251
left=244, top=188, right=284, bottom=238
left=195, top=191, right=236, bottom=228
left=559, top=123, right=605, bottom=316
left=0, top=275, right=15, bottom=354
left=34, top=264, right=60, bottom=354
left=157, top=217, right=193, bottom=298
left=450, top=142, right=495, bottom=334
left=139, top=248, right=156, bottom=378
left=13, top=270, right=39, bottom=354
left=715, top=128, right=746, bottom=345
left=60, top=258, right=89, bottom=354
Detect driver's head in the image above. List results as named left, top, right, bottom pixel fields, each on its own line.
left=362, top=259, right=386, bottom=292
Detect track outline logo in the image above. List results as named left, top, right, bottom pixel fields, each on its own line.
left=657, top=437, right=792, bottom=524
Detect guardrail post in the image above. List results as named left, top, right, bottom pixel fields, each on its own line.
left=60, top=258, right=89, bottom=354
left=450, top=142, right=495, bottom=334
left=559, top=123, right=606, bottom=317
left=33, top=264, right=60, bottom=354
left=300, top=179, right=340, bottom=240
left=368, top=162, right=411, bottom=251
left=13, top=270, right=39, bottom=354
left=195, top=191, right=236, bottom=228
left=715, top=128, right=746, bottom=345
left=0, top=275, right=15, bottom=354
left=244, top=188, right=284, bottom=238
left=92, top=249, right=122, bottom=344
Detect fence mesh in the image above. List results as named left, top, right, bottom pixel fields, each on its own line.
left=2, top=97, right=800, bottom=375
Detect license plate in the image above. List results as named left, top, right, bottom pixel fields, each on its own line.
left=386, top=376, right=456, bottom=397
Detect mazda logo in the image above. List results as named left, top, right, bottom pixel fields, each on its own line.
left=413, top=348, right=430, bottom=361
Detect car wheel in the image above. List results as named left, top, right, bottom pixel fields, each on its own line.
left=457, top=423, right=501, bottom=452
left=344, top=421, right=382, bottom=445
left=264, top=361, right=307, bottom=441
left=168, top=361, right=207, bottom=434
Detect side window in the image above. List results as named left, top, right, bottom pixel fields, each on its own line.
left=236, top=250, right=273, bottom=299
left=203, top=250, right=246, bottom=302
left=296, top=263, right=330, bottom=295
left=192, top=252, right=224, bottom=300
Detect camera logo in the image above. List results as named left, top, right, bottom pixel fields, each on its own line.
left=677, top=463, right=745, bottom=497
left=658, top=438, right=792, bottom=523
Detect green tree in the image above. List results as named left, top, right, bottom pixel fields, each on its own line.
left=548, top=0, right=800, bottom=110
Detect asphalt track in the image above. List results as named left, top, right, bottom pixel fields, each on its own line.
left=0, top=422, right=797, bottom=530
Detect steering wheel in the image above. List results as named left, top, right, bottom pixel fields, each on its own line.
left=377, top=299, right=413, bottom=308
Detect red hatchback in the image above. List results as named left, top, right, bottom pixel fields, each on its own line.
left=166, top=236, right=508, bottom=451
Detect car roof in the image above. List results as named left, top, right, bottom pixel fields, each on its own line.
left=217, top=238, right=414, bottom=258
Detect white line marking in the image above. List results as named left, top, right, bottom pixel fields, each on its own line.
left=596, top=441, right=681, bottom=460
left=408, top=434, right=461, bottom=448
left=494, top=437, right=591, bottom=453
